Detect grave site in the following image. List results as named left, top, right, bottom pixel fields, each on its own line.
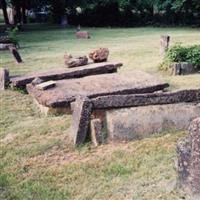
left=1, top=26, right=200, bottom=199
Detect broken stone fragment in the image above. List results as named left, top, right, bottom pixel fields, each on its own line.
left=0, top=68, right=9, bottom=90
left=31, top=77, right=44, bottom=86
left=177, top=117, right=200, bottom=197
left=36, top=81, right=56, bottom=90
left=171, top=62, right=194, bottom=76
left=65, top=56, right=88, bottom=68
left=89, top=48, right=109, bottom=63
left=70, top=96, right=93, bottom=145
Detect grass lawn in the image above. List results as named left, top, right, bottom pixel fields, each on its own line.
left=0, top=25, right=200, bottom=199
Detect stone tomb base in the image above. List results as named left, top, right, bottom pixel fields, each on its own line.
left=104, top=102, right=200, bottom=141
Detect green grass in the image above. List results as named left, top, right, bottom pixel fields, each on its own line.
left=1, top=25, right=200, bottom=199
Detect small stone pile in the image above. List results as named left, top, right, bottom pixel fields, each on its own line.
left=64, top=48, right=109, bottom=68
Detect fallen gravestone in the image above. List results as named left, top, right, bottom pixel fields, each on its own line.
left=177, top=117, right=200, bottom=197
left=89, top=48, right=109, bottom=63
left=27, top=71, right=169, bottom=110
left=0, top=68, right=9, bottom=90
left=70, top=96, right=93, bottom=145
left=10, top=62, right=122, bottom=88
left=160, top=35, right=170, bottom=56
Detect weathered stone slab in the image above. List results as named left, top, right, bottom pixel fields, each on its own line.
left=90, top=119, right=104, bottom=146
left=10, top=62, right=122, bottom=88
left=177, top=117, right=200, bottom=197
left=0, top=68, right=9, bottom=90
left=64, top=55, right=88, bottom=68
left=106, top=103, right=200, bottom=141
left=70, top=96, right=93, bottom=145
left=36, top=81, right=56, bottom=90
left=92, top=89, right=200, bottom=109
left=27, top=71, right=169, bottom=108
left=9, top=46, right=23, bottom=63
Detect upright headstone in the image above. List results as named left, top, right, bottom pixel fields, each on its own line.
left=177, top=117, right=200, bottom=197
left=0, top=68, right=9, bottom=90
left=160, top=35, right=170, bottom=56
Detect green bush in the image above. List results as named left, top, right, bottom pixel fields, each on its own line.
left=159, top=44, right=200, bottom=71
left=6, top=27, right=19, bottom=45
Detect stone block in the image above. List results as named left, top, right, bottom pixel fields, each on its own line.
left=70, top=96, right=93, bottom=145
left=177, top=118, right=200, bottom=197
left=106, top=103, right=200, bottom=141
left=0, top=68, right=9, bottom=90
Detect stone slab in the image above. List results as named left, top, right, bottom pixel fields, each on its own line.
left=177, top=118, right=200, bottom=197
left=106, top=103, right=200, bottom=141
left=92, top=89, right=200, bottom=109
left=0, top=68, right=9, bottom=90
left=10, top=62, right=122, bottom=88
left=36, top=81, right=56, bottom=90
left=70, top=96, right=93, bottom=145
left=27, top=71, right=169, bottom=108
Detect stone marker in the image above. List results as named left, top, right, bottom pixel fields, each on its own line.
left=11, top=62, right=122, bottom=88
left=89, top=48, right=109, bottom=63
left=0, top=68, right=9, bottom=90
left=76, top=31, right=90, bottom=39
left=177, top=117, right=200, bottom=197
left=70, top=96, right=93, bottom=145
left=65, top=55, right=88, bottom=68
left=27, top=71, right=169, bottom=108
left=160, top=35, right=170, bottom=56
left=36, top=81, right=56, bottom=90
left=106, top=103, right=200, bottom=141
left=90, top=119, right=104, bottom=146
left=9, top=46, right=23, bottom=63
left=172, top=62, right=194, bottom=75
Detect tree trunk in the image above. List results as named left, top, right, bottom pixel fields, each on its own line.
left=22, top=5, right=27, bottom=24
left=1, top=0, right=10, bottom=25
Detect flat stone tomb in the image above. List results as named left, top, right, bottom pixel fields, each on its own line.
left=27, top=70, right=169, bottom=109
left=10, top=62, right=122, bottom=88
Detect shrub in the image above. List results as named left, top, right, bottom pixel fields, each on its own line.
left=159, top=44, right=200, bottom=71
left=6, top=27, right=19, bottom=45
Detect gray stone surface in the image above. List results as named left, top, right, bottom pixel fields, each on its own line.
left=160, top=35, right=170, bottom=56
left=27, top=71, right=168, bottom=108
left=177, top=118, right=200, bottom=197
left=90, top=119, right=104, bottom=146
left=0, top=68, right=9, bottom=90
left=172, top=62, right=194, bottom=75
left=11, top=62, right=122, bottom=88
left=92, top=89, right=200, bottom=109
left=70, top=96, right=93, bottom=145
left=106, top=103, right=200, bottom=141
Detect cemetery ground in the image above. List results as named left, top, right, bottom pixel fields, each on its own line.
left=0, top=26, right=200, bottom=199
